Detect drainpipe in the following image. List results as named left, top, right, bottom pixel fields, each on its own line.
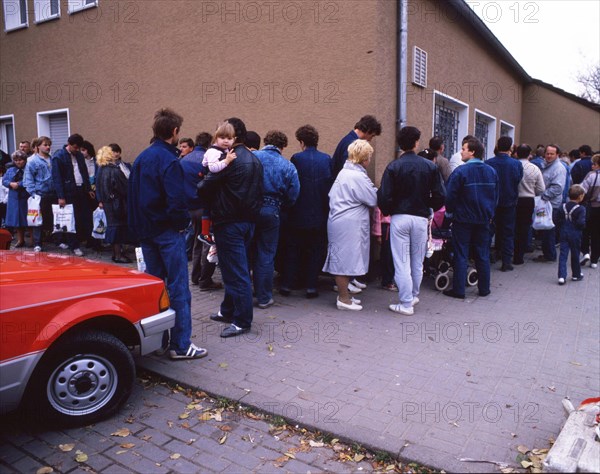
left=397, top=0, right=408, bottom=132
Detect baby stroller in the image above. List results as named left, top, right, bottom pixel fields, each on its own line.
left=424, top=207, right=478, bottom=291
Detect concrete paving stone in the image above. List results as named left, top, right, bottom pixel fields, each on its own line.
left=11, top=455, right=47, bottom=474
left=131, top=441, right=172, bottom=463
left=160, top=457, right=206, bottom=473
left=280, top=457, right=319, bottom=473
left=104, top=449, right=170, bottom=474
left=74, top=451, right=114, bottom=472
left=219, top=446, right=265, bottom=470
left=247, top=444, right=280, bottom=461
left=20, top=438, right=56, bottom=460
left=193, top=452, right=233, bottom=472
left=0, top=444, right=26, bottom=464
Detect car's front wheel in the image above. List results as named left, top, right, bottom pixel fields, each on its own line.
left=25, top=331, right=135, bottom=427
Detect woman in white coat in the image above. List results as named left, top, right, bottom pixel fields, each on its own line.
left=323, top=139, right=378, bottom=310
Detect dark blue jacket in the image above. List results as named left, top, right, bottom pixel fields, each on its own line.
left=445, top=159, right=499, bottom=224
left=289, top=147, right=333, bottom=228
left=51, top=145, right=91, bottom=202
left=571, top=157, right=592, bottom=185
left=556, top=201, right=586, bottom=234
left=331, top=130, right=358, bottom=178
left=128, top=140, right=190, bottom=241
left=486, top=153, right=523, bottom=207
left=531, top=157, right=544, bottom=169
left=181, top=146, right=207, bottom=211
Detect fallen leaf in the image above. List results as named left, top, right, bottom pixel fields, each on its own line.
left=521, top=460, right=533, bottom=468
left=75, top=450, right=88, bottom=463
left=36, top=468, right=53, bottom=474
left=111, top=428, right=131, bottom=437
left=532, top=448, right=549, bottom=455
left=170, top=453, right=181, bottom=460
left=58, top=444, right=75, bottom=452
left=218, top=362, right=228, bottom=368
left=309, top=440, right=324, bottom=448
left=547, top=386, right=556, bottom=392
left=386, top=465, right=396, bottom=471
left=274, top=455, right=289, bottom=464
left=116, top=450, right=128, bottom=455
left=179, top=413, right=190, bottom=419
left=219, top=434, right=228, bottom=445
left=570, top=361, right=582, bottom=366
left=213, top=411, right=223, bottom=422
left=219, top=425, right=232, bottom=432
left=186, top=438, right=196, bottom=445
left=181, top=422, right=190, bottom=429
left=195, top=391, right=208, bottom=398
left=517, top=445, right=530, bottom=454
left=120, top=443, right=135, bottom=449
left=549, top=437, right=556, bottom=445
left=267, top=343, right=273, bottom=352
left=354, top=454, right=365, bottom=462
left=284, top=452, right=295, bottom=459
left=167, top=421, right=174, bottom=428
left=125, top=416, right=135, bottom=424
left=246, top=412, right=262, bottom=420
left=500, top=469, right=516, bottom=473
left=141, top=435, right=152, bottom=441
left=199, top=412, right=212, bottom=421
left=331, top=438, right=339, bottom=445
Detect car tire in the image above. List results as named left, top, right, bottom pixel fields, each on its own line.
left=24, top=331, right=135, bottom=427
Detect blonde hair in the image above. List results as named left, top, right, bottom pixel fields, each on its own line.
left=96, top=146, right=115, bottom=166
left=212, top=122, right=235, bottom=144
left=347, top=139, right=373, bottom=164
left=591, top=154, right=600, bottom=167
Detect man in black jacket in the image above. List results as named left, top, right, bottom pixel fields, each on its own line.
left=198, top=117, right=264, bottom=338
left=377, top=126, right=445, bottom=315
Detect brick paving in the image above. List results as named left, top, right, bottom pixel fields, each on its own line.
left=2, top=242, right=599, bottom=472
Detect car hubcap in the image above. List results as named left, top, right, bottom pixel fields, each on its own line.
left=47, top=355, right=118, bottom=416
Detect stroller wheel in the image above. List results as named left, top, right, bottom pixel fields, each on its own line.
left=435, top=273, right=450, bottom=291
left=467, top=268, right=478, bottom=287
left=438, top=261, right=451, bottom=274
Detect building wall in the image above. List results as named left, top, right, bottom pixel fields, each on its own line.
left=405, top=0, right=524, bottom=157
left=0, top=0, right=397, bottom=178
left=521, top=84, right=600, bottom=152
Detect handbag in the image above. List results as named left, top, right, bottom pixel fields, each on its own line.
left=52, top=204, right=76, bottom=234
left=92, top=207, right=106, bottom=240
left=532, top=196, right=554, bottom=230
left=27, top=195, right=43, bottom=227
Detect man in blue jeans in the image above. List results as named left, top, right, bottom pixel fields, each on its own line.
left=444, top=138, right=499, bottom=299
left=198, top=117, right=264, bottom=338
left=128, top=108, right=207, bottom=360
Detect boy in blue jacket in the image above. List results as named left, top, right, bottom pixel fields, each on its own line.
left=556, top=185, right=587, bottom=285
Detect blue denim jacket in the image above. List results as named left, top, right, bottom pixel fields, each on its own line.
left=253, top=145, right=300, bottom=209
left=23, top=154, right=54, bottom=196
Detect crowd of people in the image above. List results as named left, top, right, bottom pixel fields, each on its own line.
left=1, top=110, right=598, bottom=360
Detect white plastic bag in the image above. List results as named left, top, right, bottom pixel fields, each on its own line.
left=52, top=204, right=75, bottom=233
left=135, top=247, right=146, bottom=272
left=27, top=195, right=43, bottom=227
left=92, top=207, right=106, bottom=240
left=532, top=196, right=554, bottom=230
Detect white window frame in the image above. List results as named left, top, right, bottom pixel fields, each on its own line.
left=413, top=46, right=427, bottom=88
left=474, top=109, right=497, bottom=160
left=0, top=114, right=17, bottom=155
left=432, top=90, right=469, bottom=156
left=3, top=0, right=28, bottom=32
left=37, top=108, right=71, bottom=153
left=500, top=120, right=515, bottom=140
left=67, top=0, right=98, bottom=15
left=34, top=0, right=60, bottom=23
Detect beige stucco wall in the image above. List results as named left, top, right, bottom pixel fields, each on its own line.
left=0, top=0, right=398, bottom=181
left=521, top=84, right=600, bottom=151
left=405, top=0, right=524, bottom=156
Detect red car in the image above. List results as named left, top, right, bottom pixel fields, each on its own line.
left=0, top=250, right=175, bottom=426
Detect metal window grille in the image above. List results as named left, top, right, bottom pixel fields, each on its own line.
left=413, top=47, right=427, bottom=87
left=500, top=124, right=512, bottom=137
left=20, top=0, right=27, bottom=24
left=475, top=115, right=489, bottom=157
left=434, top=102, right=459, bottom=155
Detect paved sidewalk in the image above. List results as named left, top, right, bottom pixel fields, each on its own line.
left=139, top=253, right=599, bottom=472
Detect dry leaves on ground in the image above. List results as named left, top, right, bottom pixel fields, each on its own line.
left=58, top=443, right=74, bottom=452
left=110, top=428, right=131, bottom=437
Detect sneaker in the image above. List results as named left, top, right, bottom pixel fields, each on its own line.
left=351, top=297, right=361, bottom=305
left=381, top=283, right=398, bottom=291
left=258, top=298, right=275, bottom=309
left=558, top=278, right=566, bottom=285
left=58, top=243, right=69, bottom=250
left=73, top=248, right=84, bottom=257
left=333, top=282, right=362, bottom=294
left=198, top=234, right=214, bottom=245
left=206, top=244, right=218, bottom=264
left=388, top=304, right=414, bottom=315
left=336, top=297, right=362, bottom=311
left=350, top=279, right=367, bottom=289
left=580, top=254, right=590, bottom=266
left=572, top=275, right=584, bottom=282
left=169, top=343, right=208, bottom=360
left=33, top=246, right=42, bottom=252
left=591, top=263, right=598, bottom=269
left=411, top=297, right=420, bottom=307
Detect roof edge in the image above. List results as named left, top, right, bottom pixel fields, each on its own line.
left=530, top=79, right=600, bottom=112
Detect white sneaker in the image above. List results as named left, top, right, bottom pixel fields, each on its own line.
left=350, top=279, right=367, bottom=289
left=580, top=253, right=590, bottom=266
left=336, top=297, right=362, bottom=311
left=73, top=248, right=84, bottom=257
left=389, top=304, right=414, bottom=315
left=558, top=278, right=565, bottom=285
left=333, top=283, right=362, bottom=294
left=58, top=243, right=69, bottom=250
left=591, top=263, right=598, bottom=269
left=33, top=246, right=42, bottom=252
left=351, top=297, right=361, bottom=305
left=411, top=297, right=420, bottom=307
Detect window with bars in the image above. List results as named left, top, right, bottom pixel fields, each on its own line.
left=434, top=103, right=459, bottom=156
left=413, top=47, right=427, bottom=88
left=34, top=0, right=59, bottom=23
left=3, top=0, right=28, bottom=31
left=475, top=116, right=489, bottom=157
left=68, top=0, right=98, bottom=14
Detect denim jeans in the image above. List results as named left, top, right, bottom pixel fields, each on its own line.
left=451, top=222, right=491, bottom=296
left=141, top=229, right=192, bottom=353
left=494, top=206, right=516, bottom=265
left=541, top=208, right=562, bottom=261
left=213, top=221, right=255, bottom=329
left=390, top=214, right=428, bottom=306
left=380, top=222, right=395, bottom=286
left=253, top=205, right=280, bottom=304
left=558, top=225, right=582, bottom=279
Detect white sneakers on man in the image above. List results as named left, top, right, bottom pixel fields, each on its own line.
left=388, top=304, right=414, bottom=315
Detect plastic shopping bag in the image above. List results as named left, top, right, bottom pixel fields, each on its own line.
left=532, top=196, right=554, bottom=230
left=135, top=247, right=146, bottom=272
left=52, top=204, right=76, bottom=233
left=27, top=195, right=43, bottom=227
left=92, top=207, right=106, bottom=240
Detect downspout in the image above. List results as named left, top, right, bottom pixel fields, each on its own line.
left=397, top=0, right=408, bottom=133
